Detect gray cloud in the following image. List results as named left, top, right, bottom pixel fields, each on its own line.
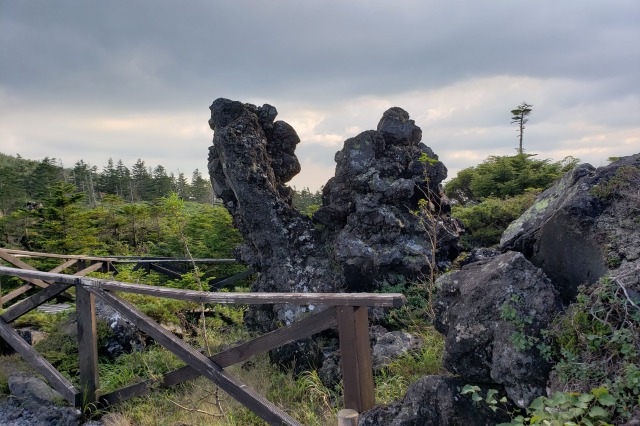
left=1, top=0, right=639, bottom=190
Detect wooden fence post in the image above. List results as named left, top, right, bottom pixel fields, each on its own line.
left=337, top=306, right=375, bottom=413
left=76, top=283, right=99, bottom=408
left=337, top=408, right=359, bottom=426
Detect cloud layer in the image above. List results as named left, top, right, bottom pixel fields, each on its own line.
left=1, top=0, right=638, bottom=189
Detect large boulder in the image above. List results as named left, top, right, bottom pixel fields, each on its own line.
left=358, top=376, right=513, bottom=426
left=313, top=106, right=462, bottom=291
left=207, top=99, right=461, bottom=334
left=501, top=154, right=640, bottom=303
left=434, top=251, right=562, bottom=407
left=207, top=99, right=344, bottom=336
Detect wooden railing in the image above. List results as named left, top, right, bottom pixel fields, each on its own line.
left=0, top=248, right=249, bottom=307
left=0, top=265, right=405, bottom=426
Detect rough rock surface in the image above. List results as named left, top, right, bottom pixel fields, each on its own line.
left=0, top=329, right=35, bottom=356
left=371, top=328, right=423, bottom=369
left=358, top=376, right=512, bottom=426
left=434, top=251, right=562, bottom=407
left=94, top=300, right=148, bottom=358
left=8, top=374, right=65, bottom=410
left=501, top=154, right=640, bottom=302
left=207, top=98, right=344, bottom=335
left=314, top=106, right=462, bottom=290
left=317, top=325, right=423, bottom=388
left=0, top=402, right=82, bottom=426
left=1, top=374, right=81, bottom=426
left=207, top=99, right=461, bottom=334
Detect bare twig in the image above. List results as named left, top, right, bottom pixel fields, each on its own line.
left=167, top=398, right=224, bottom=417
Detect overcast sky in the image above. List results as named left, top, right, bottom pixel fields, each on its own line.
left=1, top=1, right=638, bottom=191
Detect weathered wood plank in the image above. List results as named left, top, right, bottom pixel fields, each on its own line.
left=0, top=267, right=406, bottom=307
left=99, top=307, right=339, bottom=407
left=87, top=278, right=406, bottom=307
left=1, top=281, right=75, bottom=323
left=1, top=284, right=33, bottom=306
left=75, top=262, right=105, bottom=276
left=114, top=258, right=237, bottom=264
left=0, top=251, right=50, bottom=288
left=209, top=269, right=254, bottom=290
left=76, top=285, right=99, bottom=407
left=0, top=263, right=104, bottom=307
left=148, top=263, right=183, bottom=280
left=49, top=258, right=79, bottom=274
left=0, top=266, right=78, bottom=285
left=88, top=287, right=302, bottom=426
left=0, top=248, right=117, bottom=262
left=337, top=306, right=375, bottom=413
left=0, top=317, right=79, bottom=403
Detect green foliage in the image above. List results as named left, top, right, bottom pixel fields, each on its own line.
left=445, top=153, right=577, bottom=249
left=452, top=190, right=539, bottom=248
left=375, top=326, right=445, bottom=403
left=500, top=294, right=540, bottom=352
left=99, top=345, right=185, bottom=392
left=292, top=187, right=322, bottom=217
left=543, top=275, right=640, bottom=421
left=462, top=385, right=621, bottom=425
left=461, top=385, right=511, bottom=414
left=0, top=152, right=216, bottom=218
left=445, top=153, right=578, bottom=204
left=591, top=165, right=640, bottom=201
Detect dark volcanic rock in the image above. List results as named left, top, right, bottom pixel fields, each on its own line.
left=314, top=107, right=461, bottom=291
left=207, top=99, right=344, bottom=336
left=207, top=99, right=461, bottom=336
left=8, top=373, right=65, bottom=410
left=371, top=328, right=423, bottom=369
left=358, top=376, right=512, bottom=426
left=434, top=251, right=562, bottom=407
left=501, top=154, right=640, bottom=303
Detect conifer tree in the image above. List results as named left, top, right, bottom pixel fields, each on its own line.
left=511, top=102, right=533, bottom=154
left=131, top=159, right=152, bottom=201
left=115, top=160, right=131, bottom=199
left=190, top=169, right=214, bottom=204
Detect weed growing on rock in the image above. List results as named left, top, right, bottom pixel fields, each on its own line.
left=466, top=271, right=640, bottom=424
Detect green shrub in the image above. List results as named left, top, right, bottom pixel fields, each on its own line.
left=469, top=274, right=640, bottom=424
left=452, top=190, right=539, bottom=248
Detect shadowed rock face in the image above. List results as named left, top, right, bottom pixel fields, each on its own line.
left=314, top=106, right=461, bottom=291
left=501, top=154, right=640, bottom=303
left=207, top=98, right=461, bottom=333
left=434, top=251, right=562, bottom=407
left=207, top=98, right=344, bottom=334
left=358, top=376, right=513, bottom=426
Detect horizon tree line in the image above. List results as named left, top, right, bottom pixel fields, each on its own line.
left=0, top=153, right=214, bottom=216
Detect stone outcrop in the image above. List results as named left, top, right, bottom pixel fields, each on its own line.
left=207, top=99, right=461, bottom=334
left=434, top=251, right=562, bottom=407
left=358, top=376, right=513, bottom=426
left=207, top=98, right=345, bottom=334
left=314, top=107, right=462, bottom=290
left=501, top=154, right=640, bottom=302
left=3, top=373, right=81, bottom=426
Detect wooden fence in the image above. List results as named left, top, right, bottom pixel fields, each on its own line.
left=0, top=248, right=248, bottom=307
left=0, top=263, right=405, bottom=425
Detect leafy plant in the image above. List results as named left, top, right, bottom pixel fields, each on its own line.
left=452, top=190, right=539, bottom=248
